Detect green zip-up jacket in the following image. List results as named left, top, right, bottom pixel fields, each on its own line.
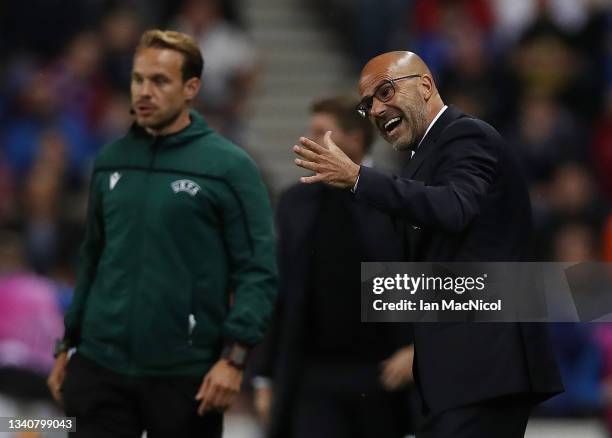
left=64, top=111, right=277, bottom=377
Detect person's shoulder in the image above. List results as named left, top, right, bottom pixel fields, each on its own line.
left=93, top=136, right=130, bottom=168
left=201, top=132, right=255, bottom=167
left=193, top=133, right=263, bottom=185
left=279, top=182, right=315, bottom=200
left=275, top=183, right=317, bottom=219
left=444, top=114, right=504, bottom=145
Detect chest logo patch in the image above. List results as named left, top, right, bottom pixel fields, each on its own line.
left=171, top=179, right=201, bottom=196
left=109, top=172, right=122, bottom=190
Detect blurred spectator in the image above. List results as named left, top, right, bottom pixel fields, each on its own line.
left=540, top=222, right=603, bottom=417
left=22, top=130, right=67, bottom=273
left=411, top=0, right=495, bottom=75
left=0, top=231, right=64, bottom=420
left=0, top=158, right=17, bottom=227
left=172, top=0, right=259, bottom=145
left=506, top=94, right=583, bottom=185
left=506, top=0, right=600, bottom=122
left=543, top=323, right=603, bottom=417
left=546, top=163, right=608, bottom=225
left=101, top=9, right=142, bottom=91
left=591, top=88, right=612, bottom=201
left=492, top=0, right=591, bottom=45
left=95, top=91, right=133, bottom=145
left=604, top=214, right=612, bottom=262
left=1, top=72, right=98, bottom=186
left=596, top=323, right=612, bottom=435
left=47, top=31, right=110, bottom=126
left=531, top=163, right=610, bottom=259
left=553, top=222, right=599, bottom=262
left=437, top=11, right=508, bottom=125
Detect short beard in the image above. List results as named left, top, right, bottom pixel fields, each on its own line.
left=140, top=108, right=182, bottom=133
left=393, top=105, right=428, bottom=152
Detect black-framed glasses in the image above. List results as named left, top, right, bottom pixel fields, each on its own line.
left=356, top=74, right=422, bottom=118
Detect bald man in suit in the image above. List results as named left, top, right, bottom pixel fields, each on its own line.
left=293, top=52, right=563, bottom=438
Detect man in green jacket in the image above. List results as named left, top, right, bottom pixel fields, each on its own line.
left=46, top=29, right=277, bottom=437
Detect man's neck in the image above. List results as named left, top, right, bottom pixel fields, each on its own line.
left=425, top=95, right=445, bottom=128
left=415, top=100, right=447, bottom=152
left=146, top=109, right=191, bottom=137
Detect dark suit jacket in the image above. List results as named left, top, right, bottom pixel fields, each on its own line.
left=259, top=182, right=414, bottom=438
left=354, top=106, right=563, bottom=414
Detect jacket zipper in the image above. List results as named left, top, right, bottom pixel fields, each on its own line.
left=188, top=281, right=197, bottom=346
left=127, top=138, right=159, bottom=370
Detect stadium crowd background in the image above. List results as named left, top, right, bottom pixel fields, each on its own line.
left=0, top=0, right=611, bottom=436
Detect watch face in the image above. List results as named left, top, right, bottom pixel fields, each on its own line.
left=226, top=345, right=248, bottom=367
left=232, top=347, right=248, bottom=363
left=53, top=340, right=66, bottom=357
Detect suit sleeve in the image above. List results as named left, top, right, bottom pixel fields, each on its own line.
left=63, top=172, right=105, bottom=346
left=354, top=122, right=498, bottom=233
left=221, top=154, right=278, bottom=346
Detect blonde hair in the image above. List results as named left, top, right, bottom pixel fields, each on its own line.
left=136, top=29, right=203, bottom=81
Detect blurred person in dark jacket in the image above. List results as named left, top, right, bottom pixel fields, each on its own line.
left=254, top=96, right=415, bottom=438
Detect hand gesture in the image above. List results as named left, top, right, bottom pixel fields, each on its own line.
left=294, top=131, right=360, bottom=188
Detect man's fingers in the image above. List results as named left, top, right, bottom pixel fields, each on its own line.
left=381, top=371, right=400, bottom=390
left=49, top=384, right=60, bottom=403
left=198, top=384, right=215, bottom=415
left=300, top=174, right=325, bottom=184
left=299, top=136, right=327, bottom=152
left=323, top=131, right=339, bottom=150
left=212, top=386, right=231, bottom=411
left=199, top=382, right=237, bottom=414
left=294, top=158, right=319, bottom=172
left=195, top=376, right=210, bottom=401
left=293, top=145, right=320, bottom=161
left=197, top=399, right=207, bottom=416
left=47, top=372, right=64, bottom=405
left=219, top=389, right=237, bottom=410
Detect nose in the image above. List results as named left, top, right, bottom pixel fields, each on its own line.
left=370, top=97, right=386, bottom=119
left=140, top=79, right=153, bottom=97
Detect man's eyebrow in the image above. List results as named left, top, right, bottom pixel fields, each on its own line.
left=132, top=72, right=171, bottom=80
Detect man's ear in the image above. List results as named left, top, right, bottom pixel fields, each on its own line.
left=184, top=77, right=201, bottom=101
left=420, top=74, right=435, bottom=102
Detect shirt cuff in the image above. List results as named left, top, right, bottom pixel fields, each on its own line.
left=350, top=172, right=361, bottom=194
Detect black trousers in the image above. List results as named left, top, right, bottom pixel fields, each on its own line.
left=62, top=353, right=223, bottom=438
left=417, top=395, right=533, bottom=438
left=290, top=361, right=413, bottom=438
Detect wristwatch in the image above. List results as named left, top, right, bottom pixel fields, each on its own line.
left=53, top=339, right=70, bottom=358
left=222, top=343, right=249, bottom=370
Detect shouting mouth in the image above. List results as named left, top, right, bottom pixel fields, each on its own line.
left=383, top=116, right=403, bottom=136
left=383, top=117, right=402, bottom=134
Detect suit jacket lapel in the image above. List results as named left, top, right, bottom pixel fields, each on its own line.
left=403, top=106, right=465, bottom=179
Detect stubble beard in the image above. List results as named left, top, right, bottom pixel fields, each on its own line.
left=392, top=105, right=428, bottom=152
left=139, top=107, right=183, bottom=133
